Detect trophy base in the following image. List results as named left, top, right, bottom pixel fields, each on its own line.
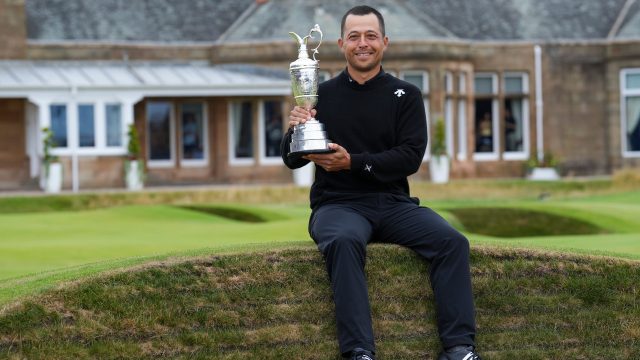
left=288, top=148, right=335, bottom=159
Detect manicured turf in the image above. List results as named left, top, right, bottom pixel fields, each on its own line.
left=1, top=246, right=638, bottom=359
left=0, top=183, right=639, bottom=358
left=1, top=188, right=640, bottom=308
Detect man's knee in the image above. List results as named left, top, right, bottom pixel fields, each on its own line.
left=440, top=229, right=470, bottom=256
left=317, top=229, right=367, bottom=256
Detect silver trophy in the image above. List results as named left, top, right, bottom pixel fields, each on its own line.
left=288, top=24, right=333, bottom=157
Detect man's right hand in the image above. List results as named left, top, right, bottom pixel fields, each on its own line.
left=289, top=106, right=317, bottom=128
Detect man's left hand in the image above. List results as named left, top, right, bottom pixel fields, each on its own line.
left=303, top=143, right=351, bottom=172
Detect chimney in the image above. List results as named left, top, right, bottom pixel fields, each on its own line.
left=0, top=0, right=27, bottom=59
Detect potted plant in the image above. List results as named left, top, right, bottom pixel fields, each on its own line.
left=125, top=123, right=144, bottom=190
left=526, top=153, right=560, bottom=180
left=41, top=127, right=63, bottom=193
left=429, top=117, right=450, bottom=184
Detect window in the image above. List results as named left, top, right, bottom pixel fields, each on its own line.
left=457, top=73, right=468, bottom=160
left=401, top=71, right=430, bottom=160
left=621, top=69, right=640, bottom=156
left=318, top=71, right=331, bottom=83
left=229, top=101, right=254, bottom=164
left=105, top=104, right=122, bottom=147
left=50, top=104, right=68, bottom=148
left=401, top=71, right=429, bottom=93
left=78, top=104, right=95, bottom=147
left=503, top=73, right=529, bottom=159
left=444, top=72, right=454, bottom=157
left=180, top=103, right=207, bottom=164
left=147, top=102, right=174, bottom=165
left=474, top=73, right=499, bottom=160
left=260, top=100, right=284, bottom=162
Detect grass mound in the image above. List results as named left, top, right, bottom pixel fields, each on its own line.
left=448, top=207, right=606, bottom=237
left=1, top=246, right=639, bottom=359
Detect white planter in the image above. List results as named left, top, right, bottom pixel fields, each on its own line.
left=44, top=162, right=63, bottom=193
left=528, top=167, right=560, bottom=181
left=126, top=160, right=144, bottom=191
left=429, top=155, right=450, bottom=184
left=293, top=162, right=315, bottom=187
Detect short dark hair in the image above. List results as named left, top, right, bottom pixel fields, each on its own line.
left=340, top=5, right=386, bottom=37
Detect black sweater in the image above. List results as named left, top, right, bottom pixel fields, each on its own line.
left=281, top=69, right=428, bottom=209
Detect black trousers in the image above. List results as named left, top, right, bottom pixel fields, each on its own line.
left=308, top=193, right=476, bottom=356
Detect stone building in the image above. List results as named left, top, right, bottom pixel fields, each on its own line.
left=0, top=0, right=639, bottom=191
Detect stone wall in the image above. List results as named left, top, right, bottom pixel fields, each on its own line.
left=0, top=0, right=26, bottom=59
left=0, top=99, right=30, bottom=189
left=542, top=43, right=610, bottom=176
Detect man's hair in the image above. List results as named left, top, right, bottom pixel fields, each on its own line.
left=340, top=5, right=386, bottom=37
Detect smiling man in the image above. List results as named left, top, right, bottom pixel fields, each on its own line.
left=281, top=5, right=481, bottom=360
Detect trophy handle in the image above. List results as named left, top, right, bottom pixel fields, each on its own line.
left=308, top=24, right=323, bottom=61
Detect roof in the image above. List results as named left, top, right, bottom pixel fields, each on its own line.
left=219, top=0, right=455, bottom=43
left=0, top=61, right=289, bottom=95
left=616, top=0, right=640, bottom=38
left=26, top=0, right=254, bottom=42
left=405, top=0, right=632, bottom=41
left=24, top=0, right=640, bottom=43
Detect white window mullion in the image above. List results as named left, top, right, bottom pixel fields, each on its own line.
left=95, top=100, right=106, bottom=149
left=68, top=99, right=78, bottom=151
left=445, top=98, right=454, bottom=157
left=457, top=99, right=467, bottom=161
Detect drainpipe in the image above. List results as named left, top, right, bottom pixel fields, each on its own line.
left=534, top=45, right=544, bottom=162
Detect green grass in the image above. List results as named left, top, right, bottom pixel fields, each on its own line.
left=1, top=185, right=640, bottom=309
left=446, top=207, right=606, bottom=237
left=1, top=246, right=638, bottom=359
left=0, top=180, right=640, bottom=358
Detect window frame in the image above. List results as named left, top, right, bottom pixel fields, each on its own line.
left=457, top=72, right=469, bottom=161
left=620, top=68, right=640, bottom=158
left=47, top=99, right=129, bottom=157
left=228, top=100, right=256, bottom=166
left=400, top=70, right=430, bottom=161
left=473, top=72, right=500, bottom=161
left=179, top=102, right=209, bottom=168
left=105, top=103, right=124, bottom=148
left=258, top=99, right=286, bottom=165
left=49, top=103, right=69, bottom=150
left=400, top=70, right=430, bottom=94
left=77, top=103, right=96, bottom=148
left=444, top=71, right=455, bottom=157
left=146, top=101, right=176, bottom=169
left=502, top=72, right=530, bottom=161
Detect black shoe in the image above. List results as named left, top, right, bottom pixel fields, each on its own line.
left=437, top=345, right=481, bottom=360
left=350, top=347, right=375, bottom=360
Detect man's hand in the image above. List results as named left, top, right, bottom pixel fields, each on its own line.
left=303, top=143, right=351, bottom=172
left=289, top=106, right=317, bottom=128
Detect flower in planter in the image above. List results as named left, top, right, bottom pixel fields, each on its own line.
left=125, top=124, right=145, bottom=189
left=42, top=127, right=59, bottom=176
left=127, top=123, right=141, bottom=161
left=431, top=117, right=447, bottom=158
left=526, top=153, right=559, bottom=170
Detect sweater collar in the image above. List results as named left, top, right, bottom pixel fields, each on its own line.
left=341, top=67, right=387, bottom=89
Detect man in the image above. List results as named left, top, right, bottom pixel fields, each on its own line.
left=281, top=6, right=481, bottom=360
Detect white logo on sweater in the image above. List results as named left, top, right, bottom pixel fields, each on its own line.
left=364, top=164, right=372, bottom=172
left=394, top=89, right=405, bottom=97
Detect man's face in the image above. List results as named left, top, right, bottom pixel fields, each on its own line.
left=338, top=13, right=388, bottom=74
